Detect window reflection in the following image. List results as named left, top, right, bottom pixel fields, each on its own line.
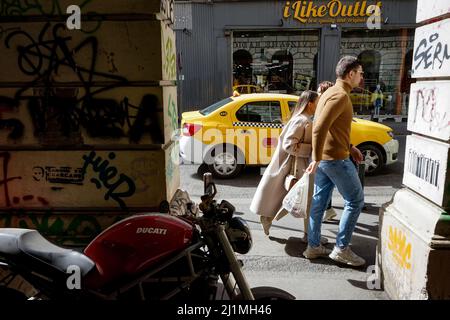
left=233, top=31, right=319, bottom=95
left=341, top=29, right=415, bottom=116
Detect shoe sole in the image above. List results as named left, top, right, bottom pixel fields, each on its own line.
left=303, top=251, right=332, bottom=259
left=329, top=253, right=365, bottom=267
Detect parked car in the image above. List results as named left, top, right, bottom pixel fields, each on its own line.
left=232, top=85, right=263, bottom=94
left=350, top=87, right=373, bottom=107
left=350, top=87, right=391, bottom=109
left=180, top=93, right=399, bottom=178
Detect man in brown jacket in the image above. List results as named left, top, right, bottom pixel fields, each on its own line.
left=303, top=56, right=366, bottom=267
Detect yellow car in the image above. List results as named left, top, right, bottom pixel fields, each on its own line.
left=180, top=93, right=399, bottom=178
left=350, top=87, right=389, bottom=107
left=232, top=85, right=263, bottom=94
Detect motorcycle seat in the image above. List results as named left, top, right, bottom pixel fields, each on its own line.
left=0, top=228, right=95, bottom=276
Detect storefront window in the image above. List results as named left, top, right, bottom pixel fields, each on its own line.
left=233, top=30, right=319, bottom=95
left=341, top=29, right=415, bottom=116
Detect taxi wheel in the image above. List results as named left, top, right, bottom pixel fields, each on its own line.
left=207, top=146, right=244, bottom=179
left=359, top=144, right=384, bottom=175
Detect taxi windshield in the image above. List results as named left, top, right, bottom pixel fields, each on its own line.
left=199, top=97, right=233, bottom=116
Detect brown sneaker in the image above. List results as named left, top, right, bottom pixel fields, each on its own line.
left=323, top=208, right=337, bottom=222
left=303, top=245, right=332, bottom=259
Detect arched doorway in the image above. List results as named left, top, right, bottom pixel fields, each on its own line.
left=233, top=50, right=253, bottom=88
left=358, top=50, right=381, bottom=91
left=269, top=50, right=293, bottom=93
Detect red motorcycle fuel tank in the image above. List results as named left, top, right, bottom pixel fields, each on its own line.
left=83, top=214, right=194, bottom=289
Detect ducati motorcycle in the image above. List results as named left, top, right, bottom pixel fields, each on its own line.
left=0, top=174, right=294, bottom=301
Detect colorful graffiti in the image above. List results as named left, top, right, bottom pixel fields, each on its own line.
left=163, top=36, right=176, bottom=80
left=387, top=226, right=412, bottom=270
left=167, top=93, right=178, bottom=134
left=0, top=211, right=125, bottom=245
left=166, top=152, right=174, bottom=183
left=81, top=151, right=136, bottom=210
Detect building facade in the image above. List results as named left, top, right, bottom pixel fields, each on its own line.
left=174, top=0, right=417, bottom=116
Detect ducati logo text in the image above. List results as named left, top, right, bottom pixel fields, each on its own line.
left=136, top=227, right=168, bottom=235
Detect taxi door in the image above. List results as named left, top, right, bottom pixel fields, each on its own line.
left=285, top=99, right=300, bottom=119
left=231, top=98, right=284, bottom=165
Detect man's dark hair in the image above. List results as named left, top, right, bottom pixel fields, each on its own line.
left=335, top=56, right=362, bottom=79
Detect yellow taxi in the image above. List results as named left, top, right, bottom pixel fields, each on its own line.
left=232, top=84, right=263, bottom=94
left=180, top=93, right=399, bottom=178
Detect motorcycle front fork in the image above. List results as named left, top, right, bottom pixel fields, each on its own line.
left=216, top=224, right=254, bottom=300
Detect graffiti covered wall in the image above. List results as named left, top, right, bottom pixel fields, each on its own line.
left=408, top=81, right=450, bottom=142
left=0, top=0, right=179, bottom=243
left=0, top=142, right=180, bottom=244
left=0, top=20, right=178, bottom=146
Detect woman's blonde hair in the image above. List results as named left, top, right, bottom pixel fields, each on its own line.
left=293, top=90, right=318, bottom=116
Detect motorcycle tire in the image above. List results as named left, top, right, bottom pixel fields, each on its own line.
left=235, top=286, right=295, bottom=300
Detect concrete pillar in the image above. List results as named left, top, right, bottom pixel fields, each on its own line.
left=0, top=0, right=180, bottom=245
left=377, top=0, right=450, bottom=300
left=378, top=189, right=450, bottom=299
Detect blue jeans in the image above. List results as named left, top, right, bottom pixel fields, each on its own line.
left=307, top=158, right=364, bottom=248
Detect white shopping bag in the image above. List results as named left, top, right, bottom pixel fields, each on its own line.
left=169, top=189, right=199, bottom=217
left=281, top=172, right=314, bottom=218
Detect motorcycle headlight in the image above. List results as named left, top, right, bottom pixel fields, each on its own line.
left=226, top=217, right=252, bottom=254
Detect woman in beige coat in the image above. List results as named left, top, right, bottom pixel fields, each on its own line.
left=250, top=90, right=318, bottom=236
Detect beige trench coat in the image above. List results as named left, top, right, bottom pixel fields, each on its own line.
left=250, top=112, right=313, bottom=218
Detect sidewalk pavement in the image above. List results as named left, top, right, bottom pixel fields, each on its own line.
left=223, top=184, right=397, bottom=300
left=240, top=228, right=388, bottom=300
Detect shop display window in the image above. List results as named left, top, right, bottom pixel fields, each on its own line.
left=233, top=30, right=319, bottom=95
left=341, top=29, right=415, bottom=115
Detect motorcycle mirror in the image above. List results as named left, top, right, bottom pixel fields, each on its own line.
left=203, top=173, right=215, bottom=196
